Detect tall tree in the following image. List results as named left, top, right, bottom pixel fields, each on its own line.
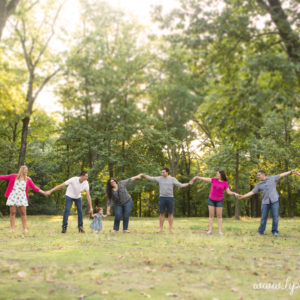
left=6, top=0, right=65, bottom=167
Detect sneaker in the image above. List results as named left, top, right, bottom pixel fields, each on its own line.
left=23, top=229, right=28, bottom=233
left=61, top=226, right=67, bottom=233
left=123, top=230, right=130, bottom=233
left=10, top=229, right=15, bottom=233
left=207, top=231, right=212, bottom=235
left=219, top=232, right=224, bottom=235
left=272, top=232, right=278, bottom=237
left=256, top=232, right=263, bottom=236
left=78, top=226, right=85, bottom=233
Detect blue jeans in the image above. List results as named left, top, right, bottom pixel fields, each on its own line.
left=258, top=201, right=279, bottom=234
left=62, top=196, right=83, bottom=228
left=113, top=200, right=133, bottom=231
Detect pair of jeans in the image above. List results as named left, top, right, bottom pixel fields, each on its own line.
left=62, top=196, right=83, bottom=228
left=113, top=199, right=133, bottom=231
left=258, top=201, right=279, bottom=234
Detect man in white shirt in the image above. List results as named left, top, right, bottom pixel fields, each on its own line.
left=48, top=171, right=93, bottom=233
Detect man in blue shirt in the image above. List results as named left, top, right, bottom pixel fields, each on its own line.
left=238, top=170, right=296, bottom=236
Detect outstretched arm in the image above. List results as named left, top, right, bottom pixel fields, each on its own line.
left=190, top=176, right=211, bottom=184
left=141, top=173, right=151, bottom=180
left=106, top=205, right=111, bottom=216
left=226, top=188, right=238, bottom=196
left=279, top=170, right=293, bottom=179
left=49, top=182, right=67, bottom=194
left=38, top=190, right=47, bottom=196
left=130, top=174, right=143, bottom=181
left=85, top=190, right=93, bottom=214
left=293, top=170, right=300, bottom=176
left=181, top=183, right=190, bottom=188
left=28, top=179, right=48, bottom=197
left=106, top=195, right=112, bottom=216
left=238, top=191, right=255, bottom=199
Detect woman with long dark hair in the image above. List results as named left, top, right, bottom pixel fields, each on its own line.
left=0, top=165, right=47, bottom=233
left=106, top=174, right=143, bottom=233
left=190, top=170, right=238, bottom=235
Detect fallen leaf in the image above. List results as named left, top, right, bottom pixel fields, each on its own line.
left=17, top=271, right=26, bottom=278
left=96, top=279, right=103, bottom=285
left=166, top=292, right=179, bottom=297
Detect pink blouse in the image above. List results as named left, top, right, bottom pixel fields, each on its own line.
left=0, top=174, right=40, bottom=199
left=209, top=178, right=229, bottom=201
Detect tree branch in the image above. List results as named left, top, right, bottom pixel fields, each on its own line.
left=33, top=0, right=66, bottom=68
left=6, top=0, right=21, bottom=15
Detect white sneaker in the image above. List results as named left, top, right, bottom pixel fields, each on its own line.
left=10, top=229, right=15, bottom=233
left=219, top=232, right=224, bottom=235
left=207, top=231, right=212, bottom=235
left=23, top=229, right=28, bottom=233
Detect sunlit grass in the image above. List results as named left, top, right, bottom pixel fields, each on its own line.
left=0, top=216, right=300, bottom=299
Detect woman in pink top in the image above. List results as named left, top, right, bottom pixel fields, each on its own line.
left=190, top=170, right=238, bottom=235
left=0, top=166, right=47, bottom=233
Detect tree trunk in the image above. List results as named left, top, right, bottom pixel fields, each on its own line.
left=250, top=184, right=255, bottom=217
left=227, top=199, right=232, bottom=218
left=7, top=121, right=19, bottom=172
left=285, top=160, right=293, bottom=218
left=139, top=193, right=142, bottom=217
left=84, top=99, right=93, bottom=169
left=255, top=193, right=261, bottom=218
left=234, top=149, right=240, bottom=220
left=18, top=116, right=30, bottom=167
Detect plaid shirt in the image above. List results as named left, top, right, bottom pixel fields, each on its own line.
left=108, top=179, right=132, bottom=206
left=252, top=175, right=281, bottom=204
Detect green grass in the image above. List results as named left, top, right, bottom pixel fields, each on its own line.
left=0, top=216, right=300, bottom=299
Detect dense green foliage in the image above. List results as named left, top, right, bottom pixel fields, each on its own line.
left=0, top=0, right=299, bottom=218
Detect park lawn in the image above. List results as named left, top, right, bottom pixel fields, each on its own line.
left=0, top=216, right=300, bottom=300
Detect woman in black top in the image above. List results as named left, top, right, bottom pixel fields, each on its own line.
left=106, top=174, right=142, bottom=232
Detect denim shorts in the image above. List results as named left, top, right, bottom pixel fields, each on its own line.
left=208, top=198, right=224, bottom=207
left=159, top=197, right=174, bottom=214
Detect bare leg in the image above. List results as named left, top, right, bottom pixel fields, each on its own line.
left=208, top=206, right=215, bottom=232
left=216, top=207, right=223, bottom=233
left=19, top=206, right=27, bottom=232
left=158, top=213, right=165, bottom=232
left=168, top=213, right=174, bottom=232
left=9, top=206, right=17, bottom=231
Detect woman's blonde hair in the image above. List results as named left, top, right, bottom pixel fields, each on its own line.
left=17, top=165, right=28, bottom=180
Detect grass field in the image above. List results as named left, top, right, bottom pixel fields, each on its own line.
left=0, top=215, right=300, bottom=300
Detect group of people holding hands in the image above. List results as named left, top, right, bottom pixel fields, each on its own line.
left=0, top=165, right=299, bottom=236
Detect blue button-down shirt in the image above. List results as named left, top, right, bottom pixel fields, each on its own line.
left=252, top=175, right=281, bottom=204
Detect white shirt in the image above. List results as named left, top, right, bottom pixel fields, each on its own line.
left=64, top=177, right=89, bottom=199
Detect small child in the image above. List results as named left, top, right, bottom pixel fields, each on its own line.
left=90, top=207, right=106, bottom=233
